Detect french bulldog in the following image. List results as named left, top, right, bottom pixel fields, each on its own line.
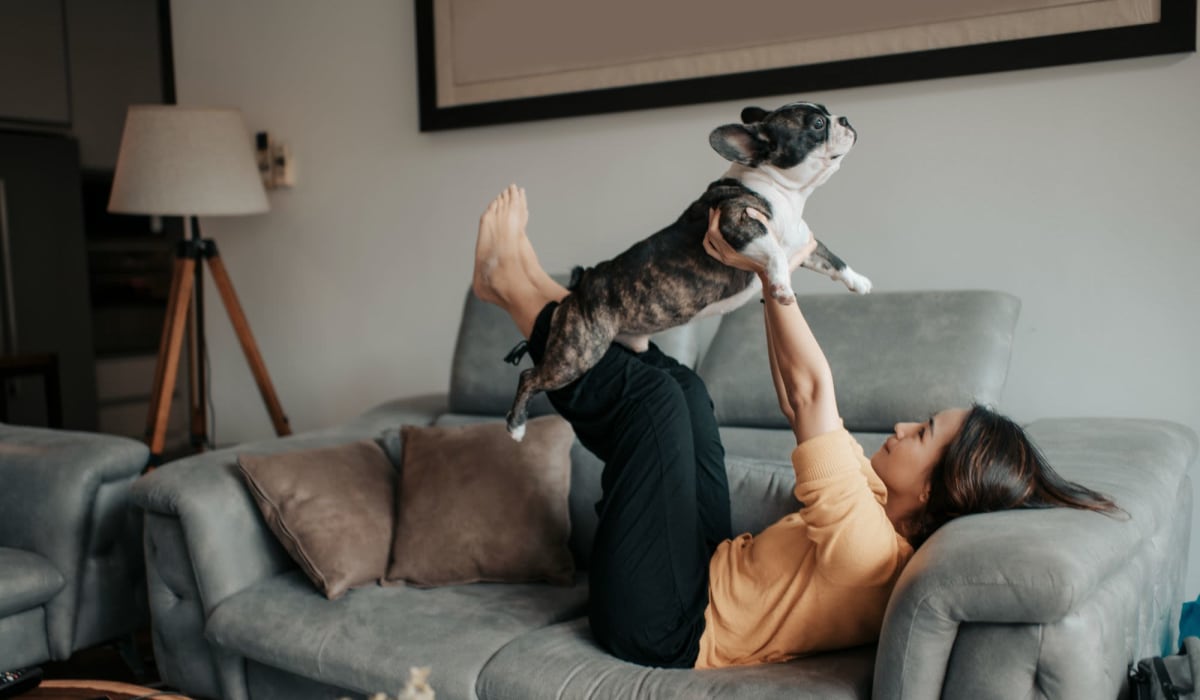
left=505, top=101, right=870, bottom=440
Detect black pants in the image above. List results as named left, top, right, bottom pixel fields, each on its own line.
left=526, top=301, right=732, bottom=667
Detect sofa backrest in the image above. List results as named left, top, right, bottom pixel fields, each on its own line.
left=444, top=287, right=1020, bottom=568
left=447, top=289, right=720, bottom=418
left=449, top=287, right=1020, bottom=434
left=698, top=290, right=1021, bottom=432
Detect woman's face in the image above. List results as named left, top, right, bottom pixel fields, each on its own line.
left=871, top=407, right=970, bottom=510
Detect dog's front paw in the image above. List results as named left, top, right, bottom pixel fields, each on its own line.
left=770, top=281, right=796, bottom=305
left=839, top=268, right=872, bottom=294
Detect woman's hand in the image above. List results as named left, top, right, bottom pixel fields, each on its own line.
left=703, top=207, right=818, bottom=274
left=703, top=208, right=765, bottom=273
left=747, top=207, right=819, bottom=273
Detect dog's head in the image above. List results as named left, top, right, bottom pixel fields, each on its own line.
left=709, top=102, right=855, bottom=188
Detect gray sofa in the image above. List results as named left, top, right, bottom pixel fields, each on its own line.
left=0, top=424, right=150, bottom=670
left=131, top=289, right=1196, bottom=699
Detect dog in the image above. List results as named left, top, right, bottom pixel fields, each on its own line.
left=505, top=101, right=870, bottom=440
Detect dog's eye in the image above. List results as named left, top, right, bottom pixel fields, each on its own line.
left=811, top=118, right=825, bottom=130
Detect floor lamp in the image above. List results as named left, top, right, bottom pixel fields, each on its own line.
left=108, top=105, right=291, bottom=463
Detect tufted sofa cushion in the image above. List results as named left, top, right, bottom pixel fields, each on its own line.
left=699, top=290, right=1020, bottom=432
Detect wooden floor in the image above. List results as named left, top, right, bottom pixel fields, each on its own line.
left=26, top=679, right=189, bottom=700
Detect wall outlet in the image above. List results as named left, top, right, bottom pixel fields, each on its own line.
left=270, top=141, right=295, bottom=188
left=255, top=131, right=272, bottom=188
left=254, top=132, right=295, bottom=189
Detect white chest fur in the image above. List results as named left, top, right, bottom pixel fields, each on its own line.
left=692, top=167, right=814, bottom=320
left=728, top=166, right=813, bottom=255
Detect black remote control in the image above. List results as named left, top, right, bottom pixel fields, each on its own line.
left=0, top=667, right=43, bottom=698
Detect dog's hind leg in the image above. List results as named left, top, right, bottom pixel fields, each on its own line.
left=506, top=366, right=546, bottom=441
left=506, top=304, right=617, bottom=440
left=506, top=341, right=610, bottom=440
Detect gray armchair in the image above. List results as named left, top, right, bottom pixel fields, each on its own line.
left=0, top=423, right=150, bottom=669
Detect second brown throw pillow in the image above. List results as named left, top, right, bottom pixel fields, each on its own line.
left=386, top=415, right=575, bottom=587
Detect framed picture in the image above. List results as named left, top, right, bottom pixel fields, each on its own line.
left=415, top=0, right=1196, bottom=131
left=0, top=0, right=70, bottom=127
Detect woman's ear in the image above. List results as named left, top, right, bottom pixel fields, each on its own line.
left=919, top=482, right=932, bottom=504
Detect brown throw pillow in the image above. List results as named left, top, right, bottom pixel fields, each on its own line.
left=385, top=415, right=575, bottom=587
left=238, top=440, right=395, bottom=600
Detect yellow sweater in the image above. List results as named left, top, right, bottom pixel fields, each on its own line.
left=695, top=427, right=913, bottom=668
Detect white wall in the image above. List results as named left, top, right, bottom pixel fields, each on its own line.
left=170, top=1, right=1200, bottom=598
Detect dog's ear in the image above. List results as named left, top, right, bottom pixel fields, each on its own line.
left=741, top=106, right=768, bottom=124
left=709, top=124, right=770, bottom=166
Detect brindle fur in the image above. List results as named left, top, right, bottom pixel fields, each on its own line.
left=505, top=179, right=771, bottom=437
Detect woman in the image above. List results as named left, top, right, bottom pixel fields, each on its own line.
left=472, top=184, right=1118, bottom=670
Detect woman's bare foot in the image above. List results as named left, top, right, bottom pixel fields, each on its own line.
left=496, top=188, right=569, bottom=303
left=473, top=184, right=528, bottom=304
left=473, top=185, right=557, bottom=337
left=515, top=220, right=569, bottom=303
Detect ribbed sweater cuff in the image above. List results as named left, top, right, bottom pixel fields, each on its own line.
left=791, top=427, right=858, bottom=483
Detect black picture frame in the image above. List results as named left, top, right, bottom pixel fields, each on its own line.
left=416, top=0, right=1196, bottom=132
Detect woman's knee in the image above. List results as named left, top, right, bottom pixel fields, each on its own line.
left=632, top=370, right=693, bottom=423
left=668, top=366, right=716, bottom=413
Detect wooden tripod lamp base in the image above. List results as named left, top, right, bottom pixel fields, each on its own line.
left=146, top=234, right=291, bottom=461
left=106, top=105, right=285, bottom=462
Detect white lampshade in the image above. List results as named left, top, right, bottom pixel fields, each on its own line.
left=108, top=105, right=269, bottom=216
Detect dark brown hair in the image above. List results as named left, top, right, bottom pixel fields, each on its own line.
left=907, top=404, right=1122, bottom=547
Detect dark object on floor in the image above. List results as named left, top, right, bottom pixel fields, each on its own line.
left=1131, top=637, right=1199, bottom=700
left=40, top=634, right=158, bottom=687
left=0, top=666, right=43, bottom=698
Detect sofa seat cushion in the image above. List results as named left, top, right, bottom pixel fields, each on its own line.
left=0, top=547, right=64, bottom=618
left=205, top=569, right=588, bottom=699
left=477, top=618, right=875, bottom=699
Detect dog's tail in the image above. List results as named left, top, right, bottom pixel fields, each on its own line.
left=567, top=265, right=585, bottom=292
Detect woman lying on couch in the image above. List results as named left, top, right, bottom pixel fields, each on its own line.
left=470, top=184, right=1118, bottom=669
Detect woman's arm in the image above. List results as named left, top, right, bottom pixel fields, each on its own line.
left=763, top=313, right=796, bottom=428
left=704, top=208, right=841, bottom=443
left=761, top=285, right=841, bottom=442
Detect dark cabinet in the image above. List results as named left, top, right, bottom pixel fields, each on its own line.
left=0, top=129, right=98, bottom=429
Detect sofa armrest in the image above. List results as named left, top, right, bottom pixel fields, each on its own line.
left=0, top=424, right=149, bottom=657
left=131, top=393, right=447, bottom=615
left=873, top=418, right=1198, bottom=699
